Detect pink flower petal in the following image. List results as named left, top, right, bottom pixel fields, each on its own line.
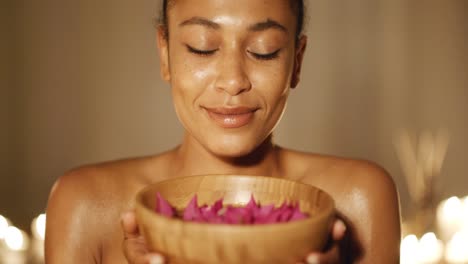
left=156, top=192, right=175, bottom=217
left=183, top=195, right=203, bottom=221
left=200, top=205, right=217, bottom=221
left=155, top=193, right=309, bottom=224
left=279, top=206, right=294, bottom=222
left=290, top=205, right=309, bottom=221
left=255, top=204, right=274, bottom=218
left=263, top=208, right=283, bottom=223
left=211, top=198, right=224, bottom=213
left=246, top=194, right=258, bottom=211
left=253, top=204, right=275, bottom=224
left=224, top=206, right=253, bottom=224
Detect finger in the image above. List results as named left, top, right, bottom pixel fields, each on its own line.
left=301, top=219, right=346, bottom=264
left=147, top=254, right=165, bottom=264
left=121, top=211, right=166, bottom=264
left=122, top=229, right=167, bottom=264
left=306, top=243, right=339, bottom=264
left=121, top=210, right=140, bottom=239
left=122, top=236, right=149, bottom=264
left=331, top=219, right=346, bottom=241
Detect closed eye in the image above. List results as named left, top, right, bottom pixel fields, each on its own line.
left=186, top=45, right=218, bottom=56
left=249, top=49, right=281, bottom=60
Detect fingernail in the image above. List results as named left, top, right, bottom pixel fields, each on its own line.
left=149, top=254, right=164, bottom=264
left=337, top=219, right=347, bottom=233
left=306, top=254, right=319, bottom=264
left=120, top=211, right=131, bottom=220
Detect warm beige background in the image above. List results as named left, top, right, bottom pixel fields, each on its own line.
left=2, top=0, right=467, bottom=230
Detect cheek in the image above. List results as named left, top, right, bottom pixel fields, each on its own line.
left=251, top=47, right=295, bottom=88
left=170, top=55, right=211, bottom=100
left=169, top=51, right=218, bottom=130
left=251, top=62, right=293, bottom=105
left=169, top=49, right=215, bottom=91
left=248, top=57, right=294, bottom=131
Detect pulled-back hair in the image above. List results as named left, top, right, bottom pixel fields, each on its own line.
left=158, top=0, right=306, bottom=43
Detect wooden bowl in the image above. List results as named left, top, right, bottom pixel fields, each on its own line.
left=135, top=175, right=335, bottom=264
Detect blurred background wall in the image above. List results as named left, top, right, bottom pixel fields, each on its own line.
left=1, top=0, right=467, bottom=231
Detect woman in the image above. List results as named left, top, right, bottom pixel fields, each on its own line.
left=45, top=0, right=401, bottom=263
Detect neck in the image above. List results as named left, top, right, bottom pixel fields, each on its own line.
left=170, top=133, right=283, bottom=177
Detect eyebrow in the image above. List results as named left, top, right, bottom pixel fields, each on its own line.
left=179, top=17, right=288, bottom=33
left=179, top=17, right=220, bottom=30
left=248, top=19, right=288, bottom=33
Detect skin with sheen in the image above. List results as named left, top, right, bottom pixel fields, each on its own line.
left=45, top=0, right=401, bottom=263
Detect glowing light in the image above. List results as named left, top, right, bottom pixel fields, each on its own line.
left=444, top=197, right=463, bottom=217
left=0, top=215, right=10, bottom=239
left=31, top=213, right=46, bottom=241
left=437, top=196, right=464, bottom=241
left=462, top=196, right=468, bottom=229
left=400, top=233, right=443, bottom=264
left=418, top=232, right=443, bottom=263
left=445, top=230, right=468, bottom=263
left=400, top=234, right=419, bottom=264
left=4, top=226, right=29, bottom=251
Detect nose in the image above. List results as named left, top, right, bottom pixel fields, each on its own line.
left=214, top=51, right=252, bottom=96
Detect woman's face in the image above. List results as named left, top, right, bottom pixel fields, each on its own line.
left=158, top=0, right=306, bottom=157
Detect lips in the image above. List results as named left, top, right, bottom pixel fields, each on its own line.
left=203, top=106, right=258, bottom=128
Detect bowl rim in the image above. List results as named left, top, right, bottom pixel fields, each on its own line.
left=136, top=174, right=335, bottom=231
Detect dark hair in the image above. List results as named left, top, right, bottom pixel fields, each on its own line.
left=159, top=0, right=306, bottom=43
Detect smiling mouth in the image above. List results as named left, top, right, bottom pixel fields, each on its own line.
left=203, top=107, right=258, bottom=128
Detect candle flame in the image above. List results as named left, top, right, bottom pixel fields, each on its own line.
left=401, top=233, right=443, bottom=264
left=443, top=197, right=462, bottom=217
left=445, top=230, right=468, bottom=262
left=0, top=215, right=10, bottom=239
left=32, top=213, right=46, bottom=241
left=5, top=226, right=29, bottom=251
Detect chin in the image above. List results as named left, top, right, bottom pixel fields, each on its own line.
left=206, top=137, right=259, bottom=158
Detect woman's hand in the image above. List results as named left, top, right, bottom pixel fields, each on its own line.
left=298, top=219, right=347, bottom=264
left=121, top=210, right=165, bottom=264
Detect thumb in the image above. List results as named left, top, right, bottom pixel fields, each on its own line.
left=121, top=210, right=140, bottom=239
left=331, top=219, right=347, bottom=241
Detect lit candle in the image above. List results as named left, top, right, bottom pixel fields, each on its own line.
left=437, top=197, right=464, bottom=241
left=400, top=234, right=419, bottom=264
left=31, top=214, right=46, bottom=241
left=462, top=196, right=468, bottom=230
left=0, top=226, right=29, bottom=264
left=445, top=230, right=468, bottom=263
left=4, top=226, right=29, bottom=251
left=400, top=233, right=443, bottom=264
left=31, top=213, right=46, bottom=261
left=417, top=232, right=443, bottom=263
left=0, top=215, right=10, bottom=240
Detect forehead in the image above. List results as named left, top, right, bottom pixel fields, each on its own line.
left=167, top=0, right=296, bottom=30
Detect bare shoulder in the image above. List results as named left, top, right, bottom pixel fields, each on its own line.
left=45, top=164, right=109, bottom=262
left=46, top=152, right=175, bottom=223
left=45, top=152, right=173, bottom=263
left=282, top=149, right=401, bottom=262
left=291, top=150, right=399, bottom=214
left=282, top=148, right=397, bottom=197
left=338, top=158, right=397, bottom=194
left=48, top=156, right=156, bottom=203
left=49, top=151, right=175, bottom=203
